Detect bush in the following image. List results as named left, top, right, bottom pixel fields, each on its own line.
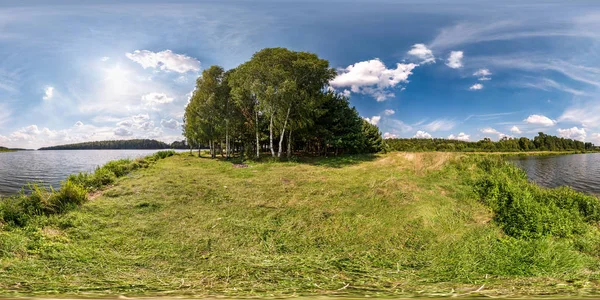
left=471, top=157, right=599, bottom=239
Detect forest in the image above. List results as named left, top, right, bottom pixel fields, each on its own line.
left=386, top=132, right=596, bottom=152
left=38, top=139, right=188, bottom=150
left=183, top=47, right=384, bottom=159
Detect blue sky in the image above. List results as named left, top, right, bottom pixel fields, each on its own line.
left=1, top=0, right=600, bottom=148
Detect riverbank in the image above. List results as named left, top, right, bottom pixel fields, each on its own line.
left=2, top=152, right=600, bottom=297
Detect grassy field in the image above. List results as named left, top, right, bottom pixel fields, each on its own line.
left=2, top=152, right=600, bottom=297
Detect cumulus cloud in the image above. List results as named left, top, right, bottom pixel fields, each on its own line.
left=422, top=119, right=456, bottom=132
left=446, top=51, right=464, bottom=69
left=137, top=121, right=155, bottom=131
left=114, top=127, right=133, bottom=136
left=510, top=126, right=522, bottom=134
left=557, top=127, right=586, bottom=141
left=330, top=59, right=417, bottom=101
left=407, top=44, right=435, bottom=64
left=126, top=50, right=201, bottom=73
left=481, top=127, right=511, bottom=140
left=413, top=130, right=432, bottom=139
left=117, top=120, right=133, bottom=127
left=161, top=119, right=180, bottom=129
left=473, top=68, right=492, bottom=80
left=524, top=114, right=556, bottom=126
left=132, top=113, right=150, bottom=123
left=447, top=132, right=470, bottom=141
left=383, top=132, right=398, bottom=139
left=43, top=86, right=54, bottom=100
left=364, top=116, right=381, bottom=126
left=142, top=92, right=174, bottom=106
left=469, top=83, right=483, bottom=90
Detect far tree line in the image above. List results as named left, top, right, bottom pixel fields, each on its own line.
left=38, top=139, right=190, bottom=150
left=386, top=132, right=597, bottom=152
left=183, top=47, right=384, bottom=159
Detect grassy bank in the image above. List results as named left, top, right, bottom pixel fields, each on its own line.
left=1, top=152, right=600, bottom=297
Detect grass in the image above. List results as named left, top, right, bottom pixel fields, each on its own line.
left=1, top=151, right=600, bottom=297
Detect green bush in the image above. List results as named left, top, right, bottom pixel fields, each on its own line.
left=471, top=157, right=599, bottom=239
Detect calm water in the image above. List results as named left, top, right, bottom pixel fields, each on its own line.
left=510, top=153, right=600, bottom=195
left=0, top=150, right=184, bottom=196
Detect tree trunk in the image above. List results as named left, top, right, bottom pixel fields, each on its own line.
left=287, top=127, right=292, bottom=158
left=255, top=110, right=260, bottom=159
left=269, top=114, right=275, bottom=157
left=277, top=105, right=291, bottom=158
left=225, top=120, right=230, bottom=159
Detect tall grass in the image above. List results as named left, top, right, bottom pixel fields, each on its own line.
left=469, top=156, right=600, bottom=239
left=0, top=150, right=176, bottom=227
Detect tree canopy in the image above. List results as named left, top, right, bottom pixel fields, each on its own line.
left=183, top=47, right=382, bottom=159
left=386, top=133, right=596, bottom=152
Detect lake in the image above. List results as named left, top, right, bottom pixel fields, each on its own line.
left=510, top=153, right=600, bottom=195
left=0, top=149, right=186, bottom=196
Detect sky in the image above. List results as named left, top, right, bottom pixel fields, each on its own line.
left=1, top=0, right=600, bottom=148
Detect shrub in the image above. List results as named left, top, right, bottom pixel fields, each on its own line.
left=471, top=157, right=599, bottom=239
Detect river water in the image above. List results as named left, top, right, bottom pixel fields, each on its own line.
left=0, top=150, right=184, bottom=196
left=510, top=153, right=600, bottom=195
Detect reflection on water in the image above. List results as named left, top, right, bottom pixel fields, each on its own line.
left=510, top=153, right=600, bottom=195
left=0, top=150, right=184, bottom=196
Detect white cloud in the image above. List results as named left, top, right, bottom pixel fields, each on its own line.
left=524, top=78, right=585, bottom=96
left=557, top=127, right=586, bottom=141
left=590, top=133, right=600, bottom=145
left=160, top=119, right=180, bottom=129
left=510, top=126, right=522, bottom=134
left=383, top=132, right=398, bottom=139
left=422, top=119, right=456, bottom=132
left=383, top=109, right=395, bottom=116
left=136, top=121, right=155, bottom=131
left=126, top=50, right=201, bottom=73
left=446, top=51, right=464, bottom=69
left=132, top=113, right=150, bottom=123
left=473, top=68, right=492, bottom=80
left=364, top=115, right=381, bottom=126
left=74, top=121, right=84, bottom=127
left=480, top=127, right=512, bottom=140
left=413, top=130, right=432, bottom=139
left=330, top=59, right=417, bottom=101
left=469, top=83, right=483, bottom=90
left=43, top=86, right=54, bottom=100
left=142, top=92, right=174, bottom=106
left=407, top=43, right=435, bottom=64
left=114, top=127, right=133, bottom=136
left=117, top=120, right=133, bottom=127
left=524, top=114, right=556, bottom=126
left=559, top=104, right=600, bottom=128
left=100, top=56, right=110, bottom=62
left=447, top=132, right=470, bottom=141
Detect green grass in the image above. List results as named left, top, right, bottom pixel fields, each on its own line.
left=1, top=152, right=600, bottom=297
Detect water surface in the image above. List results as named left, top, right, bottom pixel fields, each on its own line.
left=0, top=150, right=182, bottom=196
left=510, top=153, right=600, bottom=195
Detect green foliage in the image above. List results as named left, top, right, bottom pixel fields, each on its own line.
left=38, top=139, right=179, bottom=150
left=470, top=156, right=600, bottom=239
left=387, top=132, right=597, bottom=152
left=361, top=119, right=385, bottom=153
left=185, top=47, right=382, bottom=158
